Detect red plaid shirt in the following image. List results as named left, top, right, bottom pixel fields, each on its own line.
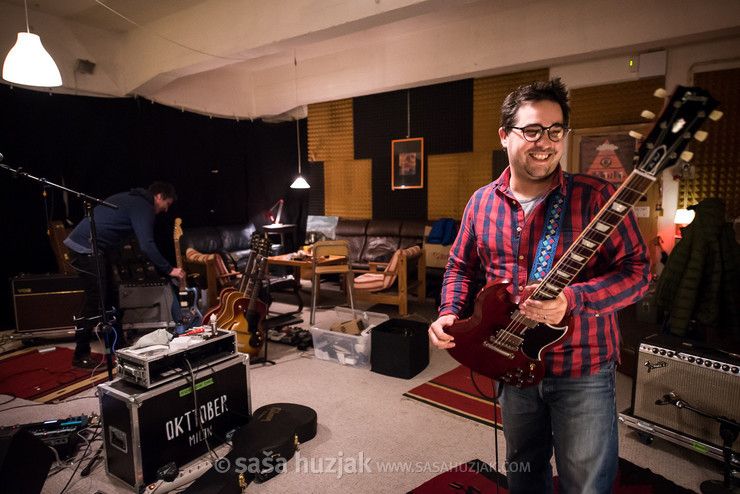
left=439, top=166, right=650, bottom=377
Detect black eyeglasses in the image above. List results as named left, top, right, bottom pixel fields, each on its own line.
left=510, top=124, right=570, bottom=142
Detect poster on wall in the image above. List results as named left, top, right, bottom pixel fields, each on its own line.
left=570, top=124, right=647, bottom=187
left=391, top=138, right=424, bottom=190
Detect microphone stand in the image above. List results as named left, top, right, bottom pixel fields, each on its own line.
left=659, top=394, right=740, bottom=493
left=1, top=159, right=119, bottom=380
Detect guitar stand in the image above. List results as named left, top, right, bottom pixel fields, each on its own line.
left=250, top=335, right=275, bottom=366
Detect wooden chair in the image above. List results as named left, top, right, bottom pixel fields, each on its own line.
left=353, top=245, right=425, bottom=316
left=310, top=240, right=356, bottom=325
left=182, top=248, right=240, bottom=309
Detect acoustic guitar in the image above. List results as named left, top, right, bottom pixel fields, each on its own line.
left=446, top=85, right=720, bottom=387
left=173, top=218, right=203, bottom=332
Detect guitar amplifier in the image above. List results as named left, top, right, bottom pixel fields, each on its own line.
left=619, top=333, right=740, bottom=466
left=11, top=273, right=85, bottom=334
left=118, top=281, right=174, bottom=330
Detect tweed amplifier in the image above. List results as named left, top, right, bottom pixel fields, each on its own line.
left=11, top=273, right=84, bottom=335
left=619, top=333, right=740, bottom=467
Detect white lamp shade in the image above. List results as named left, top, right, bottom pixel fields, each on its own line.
left=290, top=176, right=310, bottom=189
left=673, top=208, right=695, bottom=225
left=3, top=32, right=62, bottom=87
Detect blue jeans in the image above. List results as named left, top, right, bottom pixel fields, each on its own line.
left=499, top=362, right=618, bottom=494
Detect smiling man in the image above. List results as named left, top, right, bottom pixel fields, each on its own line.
left=429, top=78, right=650, bottom=494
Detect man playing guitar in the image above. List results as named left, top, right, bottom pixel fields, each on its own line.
left=429, top=78, right=651, bottom=494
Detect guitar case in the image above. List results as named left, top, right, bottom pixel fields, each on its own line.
left=182, top=403, right=317, bottom=493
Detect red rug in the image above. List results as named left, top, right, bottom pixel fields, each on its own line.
left=403, top=364, right=501, bottom=428
left=410, top=458, right=698, bottom=493
left=0, top=347, right=114, bottom=403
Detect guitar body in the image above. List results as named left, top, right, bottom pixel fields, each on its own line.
left=215, top=289, right=245, bottom=327
left=177, top=286, right=203, bottom=331
left=446, top=280, right=570, bottom=386
left=225, top=297, right=267, bottom=357
left=202, top=286, right=237, bottom=323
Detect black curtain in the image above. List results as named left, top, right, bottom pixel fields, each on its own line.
left=0, top=85, right=307, bottom=330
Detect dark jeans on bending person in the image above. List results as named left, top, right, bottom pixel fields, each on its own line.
left=68, top=250, right=112, bottom=358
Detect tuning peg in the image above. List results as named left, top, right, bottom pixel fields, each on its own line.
left=680, top=151, right=694, bottom=162
left=694, top=130, right=708, bottom=142
left=654, top=88, right=669, bottom=98
left=628, top=130, right=643, bottom=140
left=709, top=110, right=723, bottom=121
left=641, top=110, right=656, bottom=120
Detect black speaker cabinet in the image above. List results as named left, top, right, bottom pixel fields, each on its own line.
left=0, top=428, right=54, bottom=494
left=622, top=333, right=740, bottom=465
left=371, top=319, right=429, bottom=379
left=11, top=273, right=85, bottom=333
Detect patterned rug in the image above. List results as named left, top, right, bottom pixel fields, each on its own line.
left=410, top=458, right=698, bottom=493
left=0, top=347, right=113, bottom=403
left=403, top=364, right=501, bottom=428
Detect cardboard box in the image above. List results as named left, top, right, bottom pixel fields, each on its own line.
left=330, top=318, right=364, bottom=335
left=423, top=225, right=452, bottom=268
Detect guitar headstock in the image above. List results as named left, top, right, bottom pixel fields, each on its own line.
left=250, top=232, right=273, bottom=257
left=174, top=218, right=183, bottom=240
left=634, top=85, right=720, bottom=178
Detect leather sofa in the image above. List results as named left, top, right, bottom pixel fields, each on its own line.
left=333, top=218, right=429, bottom=270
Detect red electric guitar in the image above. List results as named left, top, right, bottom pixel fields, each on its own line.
left=446, top=85, right=721, bottom=387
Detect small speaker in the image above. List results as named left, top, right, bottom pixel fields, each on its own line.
left=632, top=333, right=740, bottom=452
left=371, top=319, right=429, bottom=379
left=0, top=428, right=54, bottom=494
left=11, top=273, right=85, bottom=333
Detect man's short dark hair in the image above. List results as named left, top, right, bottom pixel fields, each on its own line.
left=500, top=77, right=570, bottom=132
left=148, top=181, right=177, bottom=202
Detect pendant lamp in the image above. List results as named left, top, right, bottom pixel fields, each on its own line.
left=290, top=119, right=310, bottom=189
left=2, top=0, right=62, bottom=87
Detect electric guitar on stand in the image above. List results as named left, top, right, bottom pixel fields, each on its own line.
left=217, top=235, right=272, bottom=358
left=173, top=218, right=203, bottom=332
left=446, top=85, right=721, bottom=387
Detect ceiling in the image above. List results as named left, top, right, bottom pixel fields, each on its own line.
left=1, top=0, right=738, bottom=120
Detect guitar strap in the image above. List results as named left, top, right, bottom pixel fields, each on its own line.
left=529, top=172, right=574, bottom=282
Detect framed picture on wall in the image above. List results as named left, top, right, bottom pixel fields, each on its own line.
left=568, top=124, right=648, bottom=186
left=391, top=137, right=424, bottom=190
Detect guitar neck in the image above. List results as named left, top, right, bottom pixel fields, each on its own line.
left=530, top=170, right=655, bottom=301
left=246, top=257, right=268, bottom=312
left=173, top=237, right=187, bottom=291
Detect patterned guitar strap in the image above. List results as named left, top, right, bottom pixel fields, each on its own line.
left=529, top=172, right=574, bottom=282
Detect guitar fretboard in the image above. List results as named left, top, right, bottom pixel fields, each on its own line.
left=530, top=171, right=655, bottom=302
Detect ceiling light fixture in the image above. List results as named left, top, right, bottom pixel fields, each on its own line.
left=290, top=119, right=310, bottom=189
left=289, top=53, right=309, bottom=189
left=2, top=0, right=62, bottom=87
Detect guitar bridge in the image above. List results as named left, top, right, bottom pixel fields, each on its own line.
left=481, top=330, right=523, bottom=359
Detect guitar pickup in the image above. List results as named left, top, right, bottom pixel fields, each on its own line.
left=510, top=310, right=538, bottom=329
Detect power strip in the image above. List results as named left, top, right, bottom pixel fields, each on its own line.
left=145, top=459, right=213, bottom=493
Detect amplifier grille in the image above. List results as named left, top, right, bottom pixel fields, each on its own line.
left=633, top=336, right=740, bottom=449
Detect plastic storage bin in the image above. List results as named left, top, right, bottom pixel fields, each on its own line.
left=310, top=307, right=388, bottom=368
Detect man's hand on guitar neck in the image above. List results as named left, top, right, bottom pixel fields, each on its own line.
left=429, top=314, right=458, bottom=350
left=518, top=284, right=569, bottom=325
left=169, top=267, right=186, bottom=280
